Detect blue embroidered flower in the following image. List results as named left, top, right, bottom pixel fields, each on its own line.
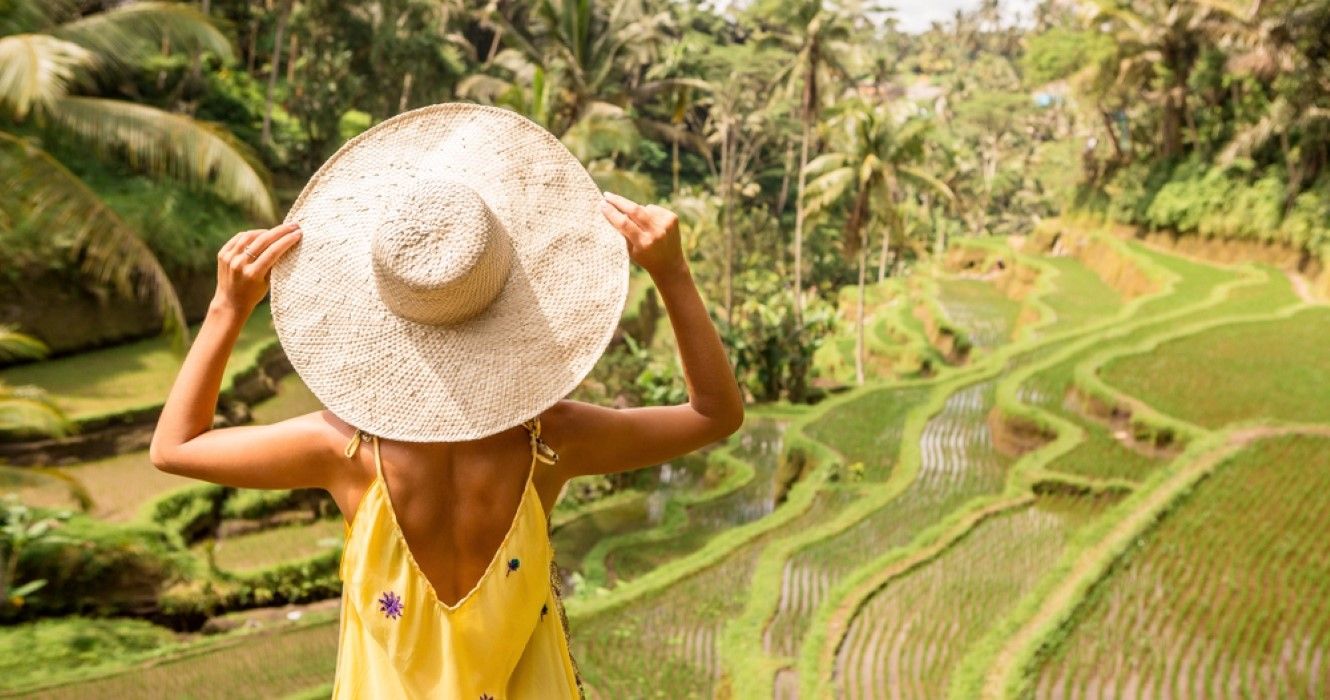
left=506, top=557, right=520, bottom=576
left=378, top=590, right=403, bottom=620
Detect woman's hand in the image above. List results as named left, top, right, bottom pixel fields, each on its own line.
left=599, top=192, right=686, bottom=277
left=212, top=221, right=303, bottom=315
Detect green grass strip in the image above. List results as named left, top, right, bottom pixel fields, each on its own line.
left=965, top=423, right=1330, bottom=699
left=723, top=240, right=1072, bottom=697
left=1070, top=297, right=1311, bottom=446
left=799, top=228, right=1208, bottom=696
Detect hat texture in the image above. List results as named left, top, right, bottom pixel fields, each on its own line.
left=269, top=103, right=629, bottom=442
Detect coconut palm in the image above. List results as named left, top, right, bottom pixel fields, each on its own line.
left=804, top=99, right=955, bottom=385
left=0, top=0, right=277, bottom=345
left=0, top=327, right=67, bottom=438
left=752, top=0, right=856, bottom=326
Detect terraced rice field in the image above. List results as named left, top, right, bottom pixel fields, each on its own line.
left=1034, top=434, right=1330, bottom=699
left=20, top=617, right=340, bottom=700
left=804, top=385, right=933, bottom=482
left=933, top=277, right=1022, bottom=349
left=765, top=381, right=1013, bottom=661
left=1014, top=252, right=1264, bottom=483
left=196, top=517, right=345, bottom=572
left=572, top=488, right=861, bottom=699
left=10, top=227, right=1327, bottom=700
left=1036, top=256, right=1124, bottom=335
left=1101, top=307, right=1330, bottom=428
left=603, top=418, right=786, bottom=583
left=0, top=305, right=277, bottom=421
left=834, top=494, right=1116, bottom=699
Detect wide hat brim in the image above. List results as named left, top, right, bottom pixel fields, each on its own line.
left=269, top=103, right=629, bottom=442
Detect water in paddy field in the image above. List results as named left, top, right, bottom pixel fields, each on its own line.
left=600, top=416, right=787, bottom=586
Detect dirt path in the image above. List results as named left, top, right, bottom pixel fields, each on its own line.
left=979, top=424, right=1330, bottom=699
left=1286, top=270, right=1317, bottom=303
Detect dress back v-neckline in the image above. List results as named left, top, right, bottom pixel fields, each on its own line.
left=345, top=426, right=545, bottom=614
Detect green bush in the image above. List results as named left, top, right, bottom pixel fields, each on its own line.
left=1078, top=157, right=1330, bottom=252
left=220, top=488, right=329, bottom=520
left=10, top=510, right=198, bottom=621
left=142, top=484, right=230, bottom=546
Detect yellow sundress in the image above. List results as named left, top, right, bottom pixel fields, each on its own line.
left=332, top=417, right=586, bottom=699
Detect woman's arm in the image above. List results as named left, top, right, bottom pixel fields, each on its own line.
left=149, top=222, right=340, bottom=490
left=546, top=192, right=745, bottom=481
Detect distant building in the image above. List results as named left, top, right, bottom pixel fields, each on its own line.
left=1032, top=80, right=1070, bottom=108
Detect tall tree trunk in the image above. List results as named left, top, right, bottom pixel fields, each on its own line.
left=262, top=0, right=293, bottom=146
left=1099, top=108, right=1126, bottom=162
left=286, top=30, right=300, bottom=84
left=721, top=122, right=735, bottom=324
left=672, top=133, right=680, bottom=195
left=855, top=225, right=867, bottom=386
left=246, top=11, right=258, bottom=74
left=486, top=26, right=504, bottom=63
left=775, top=139, right=795, bottom=216
left=877, top=213, right=891, bottom=283
left=793, top=118, right=812, bottom=326
left=399, top=71, right=415, bottom=113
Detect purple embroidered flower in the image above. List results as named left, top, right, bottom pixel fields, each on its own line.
left=506, top=557, right=520, bottom=576
left=378, top=590, right=404, bottom=620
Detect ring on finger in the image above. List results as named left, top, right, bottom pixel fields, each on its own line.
left=243, top=246, right=258, bottom=260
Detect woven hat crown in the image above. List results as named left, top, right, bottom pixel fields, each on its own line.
left=370, top=178, right=514, bottom=326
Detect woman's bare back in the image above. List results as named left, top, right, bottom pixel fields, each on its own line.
left=327, top=410, right=564, bottom=609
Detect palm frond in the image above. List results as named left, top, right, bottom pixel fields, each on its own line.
left=0, top=131, right=187, bottom=348
left=49, top=96, right=276, bottom=221
left=456, top=73, right=515, bottom=102
left=0, top=384, right=71, bottom=437
left=561, top=102, right=640, bottom=162
left=0, top=34, right=94, bottom=119
left=0, top=326, right=48, bottom=362
left=50, top=1, right=234, bottom=78
left=0, top=0, right=80, bottom=35
left=803, top=164, right=855, bottom=217
left=898, top=164, right=957, bottom=204
left=586, top=160, right=656, bottom=203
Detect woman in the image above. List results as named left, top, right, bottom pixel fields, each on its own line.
left=149, top=105, right=743, bottom=698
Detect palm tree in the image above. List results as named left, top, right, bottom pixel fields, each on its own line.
left=0, top=0, right=277, bottom=345
left=756, top=0, right=856, bottom=326
left=0, top=327, right=68, bottom=438
left=804, top=99, right=955, bottom=385
left=1213, top=0, right=1330, bottom=210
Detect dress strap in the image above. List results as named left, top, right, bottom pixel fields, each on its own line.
left=522, top=417, right=559, bottom=466
left=343, top=428, right=365, bottom=458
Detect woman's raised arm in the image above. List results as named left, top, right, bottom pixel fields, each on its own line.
left=149, top=222, right=341, bottom=491
left=544, top=192, right=745, bottom=482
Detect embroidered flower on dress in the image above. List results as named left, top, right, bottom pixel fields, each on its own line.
left=506, top=557, right=520, bottom=576
left=378, top=590, right=404, bottom=619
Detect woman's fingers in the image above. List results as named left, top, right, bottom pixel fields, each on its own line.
left=242, top=222, right=300, bottom=260
left=220, top=229, right=263, bottom=259
left=247, top=225, right=302, bottom=276
left=599, top=198, right=644, bottom=243
left=603, top=192, right=654, bottom=230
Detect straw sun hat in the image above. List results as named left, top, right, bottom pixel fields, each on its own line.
left=269, top=103, right=629, bottom=442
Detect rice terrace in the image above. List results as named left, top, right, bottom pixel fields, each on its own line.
left=2, top=0, right=1329, bottom=698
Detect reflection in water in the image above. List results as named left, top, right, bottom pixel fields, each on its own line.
left=601, top=416, right=788, bottom=584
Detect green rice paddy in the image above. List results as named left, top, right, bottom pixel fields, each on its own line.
left=7, top=225, right=1327, bottom=699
